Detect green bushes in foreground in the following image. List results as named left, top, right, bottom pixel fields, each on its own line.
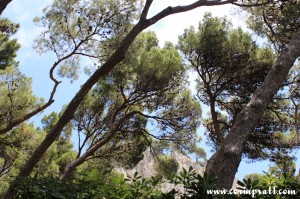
left=13, top=167, right=300, bottom=199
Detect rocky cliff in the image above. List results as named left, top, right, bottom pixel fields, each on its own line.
left=116, top=148, right=204, bottom=178
left=115, top=148, right=238, bottom=193
left=115, top=148, right=204, bottom=194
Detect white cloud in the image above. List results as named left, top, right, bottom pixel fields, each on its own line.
left=14, top=26, right=44, bottom=48
left=3, top=1, right=52, bottom=51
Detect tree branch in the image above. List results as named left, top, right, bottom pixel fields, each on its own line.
left=140, top=0, right=153, bottom=20
left=147, top=0, right=236, bottom=26
left=262, top=9, right=289, bottom=44
left=0, top=0, right=12, bottom=15
left=0, top=25, right=104, bottom=135
left=59, top=111, right=137, bottom=181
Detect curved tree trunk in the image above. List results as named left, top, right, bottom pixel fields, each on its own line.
left=205, top=31, right=300, bottom=189
left=0, top=0, right=12, bottom=15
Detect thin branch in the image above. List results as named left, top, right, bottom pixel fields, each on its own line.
left=0, top=101, right=55, bottom=134
left=133, top=110, right=164, bottom=121
left=269, top=109, right=289, bottom=125
left=119, top=85, right=128, bottom=103
left=140, top=128, right=185, bottom=142
left=140, top=133, right=160, bottom=161
left=0, top=27, right=102, bottom=135
left=140, top=0, right=153, bottom=20
left=59, top=111, right=137, bottom=181
left=74, top=52, right=101, bottom=59
left=262, top=9, right=289, bottom=44
left=64, top=14, right=77, bottom=48
left=291, top=96, right=299, bottom=144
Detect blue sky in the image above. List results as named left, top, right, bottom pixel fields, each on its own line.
left=2, top=0, right=299, bottom=180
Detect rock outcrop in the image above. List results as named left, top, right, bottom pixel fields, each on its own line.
left=115, top=148, right=204, bottom=195
left=116, top=148, right=204, bottom=178
left=115, top=148, right=238, bottom=195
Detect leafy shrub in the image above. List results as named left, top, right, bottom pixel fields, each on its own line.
left=13, top=167, right=300, bottom=199
left=154, top=155, right=179, bottom=180
left=14, top=170, right=163, bottom=199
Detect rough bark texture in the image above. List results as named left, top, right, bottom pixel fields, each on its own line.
left=2, top=1, right=236, bottom=198
left=205, top=30, right=300, bottom=189
left=210, top=100, right=224, bottom=143
left=0, top=0, right=12, bottom=15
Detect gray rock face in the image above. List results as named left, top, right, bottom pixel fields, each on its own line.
left=114, top=148, right=238, bottom=195
left=171, top=150, right=203, bottom=173
left=114, top=148, right=204, bottom=195
left=115, top=148, right=203, bottom=178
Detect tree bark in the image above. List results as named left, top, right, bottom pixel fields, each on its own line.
left=2, top=1, right=236, bottom=198
left=210, top=100, right=224, bottom=143
left=205, top=30, right=300, bottom=189
left=0, top=0, right=12, bottom=15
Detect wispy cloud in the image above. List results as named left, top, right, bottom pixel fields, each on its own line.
left=3, top=1, right=52, bottom=53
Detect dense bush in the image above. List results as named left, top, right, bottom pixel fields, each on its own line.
left=13, top=167, right=300, bottom=199
left=154, top=155, right=179, bottom=180
left=14, top=170, right=163, bottom=199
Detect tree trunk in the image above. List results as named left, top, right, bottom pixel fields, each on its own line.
left=0, top=0, right=12, bottom=15
left=205, top=30, right=300, bottom=189
left=210, top=100, right=224, bottom=143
